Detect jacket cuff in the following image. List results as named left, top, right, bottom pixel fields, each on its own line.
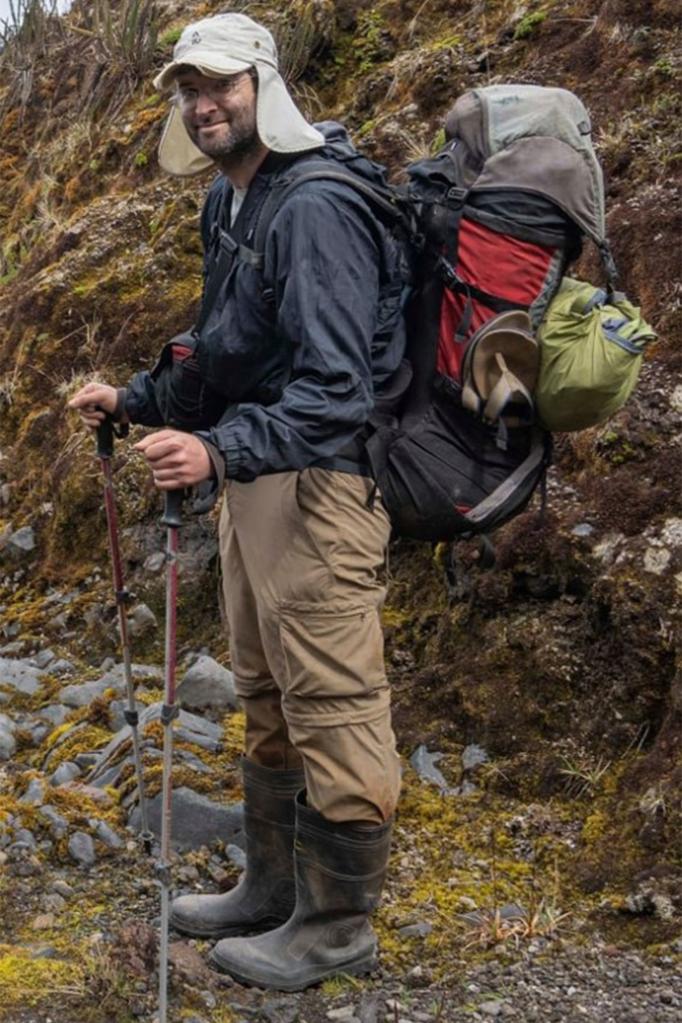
left=197, top=438, right=225, bottom=491
left=115, top=388, right=129, bottom=423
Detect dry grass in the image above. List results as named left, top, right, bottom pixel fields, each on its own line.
left=459, top=898, right=571, bottom=951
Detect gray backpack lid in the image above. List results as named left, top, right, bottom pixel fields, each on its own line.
left=444, top=85, right=606, bottom=245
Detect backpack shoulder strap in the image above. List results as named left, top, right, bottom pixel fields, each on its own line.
left=248, top=162, right=414, bottom=258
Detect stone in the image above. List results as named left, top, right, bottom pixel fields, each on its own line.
left=0, top=712, right=16, bottom=733
left=126, top=603, right=158, bottom=638
left=462, top=743, right=489, bottom=771
left=327, top=1008, right=356, bottom=1021
left=144, top=551, right=166, bottom=573
left=51, top=879, right=75, bottom=899
left=90, top=819, right=124, bottom=849
left=177, top=655, right=238, bottom=712
left=661, top=517, right=682, bottom=548
left=47, top=658, right=75, bottom=675
left=358, top=994, right=380, bottom=1023
left=108, top=698, right=145, bottom=733
left=168, top=940, right=218, bottom=987
left=31, top=913, right=56, bottom=930
left=20, top=778, right=46, bottom=805
left=39, top=806, right=69, bottom=838
left=479, top=1002, right=504, bottom=1018
left=571, top=522, right=595, bottom=537
left=225, top=843, right=246, bottom=869
left=59, top=662, right=163, bottom=708
left=60, top=782, right=113, bottom=806
left=38, top=704, right=70, bottom=728
left=643, top=546, right=671, bottom=575
left=0, top=657, right=44, bottom=695
left=409, top=744, right=457, bottom=794
left=0, top=726, right=16, bottom=760
left=32, top=649, right=56, bottom=669
left=42, top=893, right=67, bottom=913
left=58, top=678, right=115, bottom=708
left=398, top=921, right=433, bottom=938
left=14, top=828, right=38, bottom=850
left=68, top=831, right=96, bottom=867
left=4, top=526, right=36, bottom=558
left=129, top=787, right=244, bottom=852
left=174, top=726, right=222, bottom=752
left=50, top=762, right=81, bottom=786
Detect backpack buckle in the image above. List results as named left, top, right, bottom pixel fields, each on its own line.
left=446, top=186, right=467, bottom=206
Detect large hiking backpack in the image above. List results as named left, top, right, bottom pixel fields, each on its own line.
left=182, top=87, right=648, bottom=539
left=364, top=85, right=633, bottom=541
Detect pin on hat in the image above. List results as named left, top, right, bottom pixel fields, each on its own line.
left=154, top=13, right=324, bottom=176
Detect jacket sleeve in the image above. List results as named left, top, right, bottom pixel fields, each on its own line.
left=203, top=186, right=381, bottom=481
left=124, top=369, right=165, bottom=427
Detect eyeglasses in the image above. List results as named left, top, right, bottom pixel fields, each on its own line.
left=175, top=73, right=252, bottom=106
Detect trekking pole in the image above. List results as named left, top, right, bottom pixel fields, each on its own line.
left=157, top=488, right=183, bottom=1023
left=96, top=417, right=154, bottom=856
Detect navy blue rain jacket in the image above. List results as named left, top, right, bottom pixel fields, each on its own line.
left=125, top=122, right=407, bottom=481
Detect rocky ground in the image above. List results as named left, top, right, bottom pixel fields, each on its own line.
left=0, top=629, right=681, bottom=1022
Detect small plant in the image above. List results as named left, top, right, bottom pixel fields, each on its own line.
left=158, top=25, right=181, bottom=48
left=559, top=753, right=611, bottom=797
left=514, top=11, right=547, bottom=40
left=460, top=898, right=571, bottom=950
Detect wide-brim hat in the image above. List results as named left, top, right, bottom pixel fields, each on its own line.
left=462, top=310, right=539, bottom=422
left=154, top=13, right=324, bottom=176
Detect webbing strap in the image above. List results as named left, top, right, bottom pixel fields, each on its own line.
left=439, top=258, right=531, bottom=314
left=463, top=430, right=548, bottom=525
left=252, top=167, right=413, bottom=253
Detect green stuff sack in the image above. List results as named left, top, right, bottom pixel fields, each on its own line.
left=536, top=277, right=656, bottom=431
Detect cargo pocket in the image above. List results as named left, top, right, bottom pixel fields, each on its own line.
left=277, top=601, right=388, bottom=727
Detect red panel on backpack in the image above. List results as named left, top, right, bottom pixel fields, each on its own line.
left=437, top=217, right=558, bottom=382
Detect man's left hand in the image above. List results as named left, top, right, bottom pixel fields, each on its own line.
left=134, top=430, right=213, bottom=490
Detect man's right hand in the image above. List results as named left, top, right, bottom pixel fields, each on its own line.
left=68, top=382, right=120, bottom=429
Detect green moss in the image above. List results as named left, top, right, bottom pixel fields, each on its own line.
left=159, top=26, right=182, bottom=48
left=0, top=947, right=85, bottom=1012
left=514, top=11, right=547, bottom=39
left=431, top=127, right=446, bottom=154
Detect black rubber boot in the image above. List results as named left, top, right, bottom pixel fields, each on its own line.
left=208, top=794, right=392, bottom=991
left=170, top=758, right=304, bottom=939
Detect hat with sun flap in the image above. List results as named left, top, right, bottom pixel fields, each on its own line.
left=154, top=13, right=324, bottom=176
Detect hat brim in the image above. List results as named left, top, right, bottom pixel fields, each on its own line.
left=156, top=62, right=325, bottom=177
left=154, top=52, right=251, bottom=91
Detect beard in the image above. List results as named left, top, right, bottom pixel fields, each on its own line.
left=191, top=108, right=262, bottom=165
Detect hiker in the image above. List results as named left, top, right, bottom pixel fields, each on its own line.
left=69, top=12, right=407, bottom=992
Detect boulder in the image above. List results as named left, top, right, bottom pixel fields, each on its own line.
left=129, top=787, right=244, bottom=852
left=177, top=655, right=238, bottom=712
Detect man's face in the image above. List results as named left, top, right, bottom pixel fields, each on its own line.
left=176, top=67, right=260, bottom=163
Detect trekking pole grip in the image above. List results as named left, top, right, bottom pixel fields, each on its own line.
left=161, top=489, right=184, bottom=528
left=96, top=415, right=115, bottom=458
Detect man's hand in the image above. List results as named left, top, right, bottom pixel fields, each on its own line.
left=69, top=382, right=119, bottom=428
left=134, top=429, right=213, bottom=490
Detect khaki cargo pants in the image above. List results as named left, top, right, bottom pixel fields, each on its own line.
left=218, top=468, right=401, bottom=824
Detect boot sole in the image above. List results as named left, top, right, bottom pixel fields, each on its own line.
left=171, top=915, right=286, bottom=940
left=208, top=947, right=375, bottom=991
